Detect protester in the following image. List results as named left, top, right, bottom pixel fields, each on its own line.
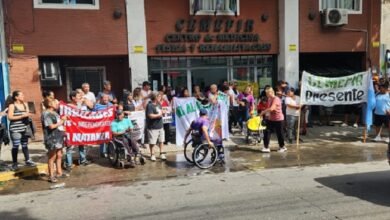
left=285, top=88, right=300, bottom=144
left=141, top=81, right=151, bottom=99
left=159, top=91, right=171, bottom=145
left=97, top=80, right=117, bottom=104
left=133, top=87, right=144, bottom=110
left=228, top=82, right=239, bottom=134
left=111, top=110, right=140, bottom=168
left=341, top=104, right=361, bottom=128
left=257, top=96, right=268, bottom=114
left=82, top=83, right=96, bottom=104
left=145, top=92, right=166, bottom=161
left=41, top=90, right=59, bottom=111
left=193, top=85, right=206, bottom=102
left=166, top=86, right=174, bottom=102
left=7, top=90, right=35, bottom=170
left=237, top=86, right=255, bottom=134
left=181, top=88, right=190, bottom=98
left=65, top=91, right=90, bottom=171
left=373, top=82, right=390, bottom=142
left=94, top=94, right=113, bottom=157
left=260, top=87, right=286, bottom=153
left=208, top=84, right=219, bottom=103
left=123, top=92, right=137, bottom=112
left=42, top=99, right=68, bottom=183
left=183, top=109, right=216, bottom=147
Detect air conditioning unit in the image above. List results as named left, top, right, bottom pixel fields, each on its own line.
left=40, top=61, right=63, bottom=87
left=322, top=8, right=348, bottom=27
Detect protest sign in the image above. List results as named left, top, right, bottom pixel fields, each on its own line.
left=162, top=106, right=173, bottom=124
left=128, top=111, right=145, bottom=141
left=300, top=71, right=368, bottom=106
left=174, top=97, right=229, bottom=146
left=59, top=102, right=115, bottom=146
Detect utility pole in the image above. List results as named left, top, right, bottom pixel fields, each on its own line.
left=0, top=0, right=10, bottom=106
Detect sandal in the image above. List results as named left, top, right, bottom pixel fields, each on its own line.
left=48, top=177, right=58, bottom=183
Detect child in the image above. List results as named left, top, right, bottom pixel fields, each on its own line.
left=42, top=99, right=68, bottom=183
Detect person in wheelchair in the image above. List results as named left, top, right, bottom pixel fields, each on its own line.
left=111, top=110, right=140, bottom=167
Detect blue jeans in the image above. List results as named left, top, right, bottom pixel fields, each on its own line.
left=286, top=115, right=298, bottom=140
left=100, top=143, right=106, bottom=154
left=65, top=146, right=86, bottom=167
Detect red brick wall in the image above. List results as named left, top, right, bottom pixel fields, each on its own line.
left=4, top=0, right=128, bottom=56
left=299, top=0, right=381, bottom=68
left=8, top=56, right=43, bottom=140
left=145, top=0, right=279, bottom=56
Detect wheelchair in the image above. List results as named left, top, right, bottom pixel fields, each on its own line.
left=107, top=134, right=145, bottom=169
left=184, top=132, right=225, bottom=169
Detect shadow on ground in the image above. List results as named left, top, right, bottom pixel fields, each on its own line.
left=315, top=170, right=390, bottom=207
left=0, top=207, right=38, bottom=220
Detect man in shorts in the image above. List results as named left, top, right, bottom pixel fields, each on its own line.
left=145, top=92, right=166, bottom=161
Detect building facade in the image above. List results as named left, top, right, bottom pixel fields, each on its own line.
left=3, top=0, right=381, bottom=137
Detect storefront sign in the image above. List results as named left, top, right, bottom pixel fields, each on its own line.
left=289, top=44, right=297, bottom=51
left=156, top=18, right=271, bottom=54
left=59, top=102, right=115, bottom=146
left=300, top=71, right=368, bottom=106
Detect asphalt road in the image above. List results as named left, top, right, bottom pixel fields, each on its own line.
left=1, top=160, right=390, bottom=220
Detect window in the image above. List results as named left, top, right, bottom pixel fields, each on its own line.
left=66, top=67, right=105, bottom=96
left=34, top=0, right=99, bottom=10
left=320, top=0, right=362, bottom=14
left=190, top=0, right=240, bottom=16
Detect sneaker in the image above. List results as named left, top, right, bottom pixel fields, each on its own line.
left=100, top=153, right=107, bottom=158
left=80, top=160, right=91, bottom=166
left=386, top=138, right=390, bottom=143
left=260, top=147, right=270, bottom=153
left=341, top=123, right=348, bottom=127
left=353, top=123, right=358, bottom=128
left=11, top=163, right=19, bottom=171
left=25, top=160, right=36, bottom=167
left=374, top=136, right=382, bottom=142
left=150, top=155, right=156, bottom=161
left=65, top=166, right=72, bottom=172
left=278, top=147, right=287, bottom=153
left=160, top=153, right=167, bottom=160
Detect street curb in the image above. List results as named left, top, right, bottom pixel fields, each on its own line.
left=0, top=163, right=47, bottom=182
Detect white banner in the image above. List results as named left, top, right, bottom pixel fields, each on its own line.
left=174, top=97, right=199, bottom=146
left=128, top=111, right=145, bottom=141
left=300, top=71, right=368, bottom=106
left=174, top=97, right=229, bottom=147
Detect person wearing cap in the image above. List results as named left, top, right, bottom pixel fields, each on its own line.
left=145, top=92, right=167, bottom=161
left=111, top=110, right=139, bottom=168
left=373, top=82, right=390, bottom=142
left=183, top=109, right=215, bottom=148
left=97, top=80, right=117, bottom=104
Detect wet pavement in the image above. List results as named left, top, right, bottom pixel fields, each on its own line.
left=0, top=134, right=388, bottom=195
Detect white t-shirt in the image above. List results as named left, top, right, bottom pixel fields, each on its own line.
left=83, top=92, right=96, bottom=103
left=228, top=88, right=239, bottom=107
left=141, top=90, right=151, bottom=99
left=285, top=96, right=300, bottom=117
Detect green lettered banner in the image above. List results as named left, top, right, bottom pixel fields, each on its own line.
left=301, top=71, right=368, bottom=106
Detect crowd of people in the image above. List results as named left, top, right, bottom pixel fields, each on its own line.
left=5, top=73, right=390, bottom=183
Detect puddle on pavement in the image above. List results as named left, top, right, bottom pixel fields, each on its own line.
left=0, top=142, right=387, bottom=195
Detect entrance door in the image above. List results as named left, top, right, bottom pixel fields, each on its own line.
left=191, top=68, right=228, bottom=92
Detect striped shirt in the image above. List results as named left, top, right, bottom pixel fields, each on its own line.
left=9, top=104, right=27, bottom=133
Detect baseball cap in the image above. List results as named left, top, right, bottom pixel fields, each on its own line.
left=199, top=109, right=208, bottom=116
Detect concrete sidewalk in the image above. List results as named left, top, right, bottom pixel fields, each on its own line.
left=0, top=124, right=386, bottom=182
